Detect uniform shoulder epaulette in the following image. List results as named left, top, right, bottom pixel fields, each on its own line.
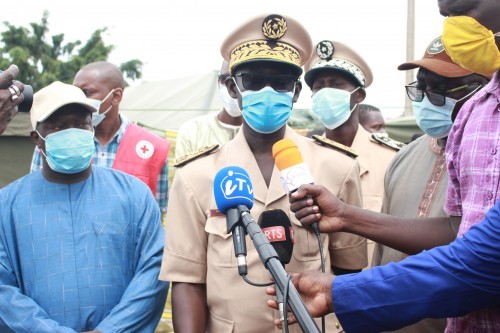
left=312, top=135, right=358, bottom=158
left=174, top=144, right=219, bottom=168
left=370, top=133, right=406, bottom=152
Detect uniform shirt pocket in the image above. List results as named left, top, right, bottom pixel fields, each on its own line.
left=207, top=311, right=235, bottom=332
left=205, top=216, right=237, bottom=268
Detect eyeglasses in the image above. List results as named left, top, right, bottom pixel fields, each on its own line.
left=405, top=81, right=482, bottom=106
left=233, top=73, right=298, bottom=92
left=218, top=74, right=230, bottom=83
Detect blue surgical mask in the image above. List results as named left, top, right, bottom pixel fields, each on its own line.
left=238, top=85, right=294, bottom=134
left=412, top=96, right=456, bottom=139
left=89, top=88, right=116, bottom=127
left=38, top=128, right=95, bottom=174
left=311, top=87, right=359, bottom=130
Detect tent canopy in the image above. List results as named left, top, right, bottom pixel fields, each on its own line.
left=385, top=115, right=423, bottom=144
left=121, top=70, right=223, bottom=131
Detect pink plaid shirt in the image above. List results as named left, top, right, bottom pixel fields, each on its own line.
left=444, top=71, right=500, bottom=332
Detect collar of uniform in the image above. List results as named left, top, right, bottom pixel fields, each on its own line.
left=350, top=125, right=370, bottom=176
left=224, top=126, right=295, bottom=206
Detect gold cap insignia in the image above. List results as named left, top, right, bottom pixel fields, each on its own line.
left=312, top=135, right=358, bottom=158
left=174, top=144, right=219, bottom=168
left=316, top=40, right=334, bottom=60
left=262, top=15, right=287, bottom=40
left=229, top=40, right=301, bottom=74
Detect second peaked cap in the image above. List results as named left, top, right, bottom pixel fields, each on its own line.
left=304, top=40, right=373, bottom=88
left=220, top=14, right=313, bottom=75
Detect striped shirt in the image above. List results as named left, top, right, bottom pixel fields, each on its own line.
left=31, top=115, right=169, bottom=212
left=444, top=71, right=500, bottom=332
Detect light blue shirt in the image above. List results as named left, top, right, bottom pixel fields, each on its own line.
left=0, top=167, right=168, bottom=332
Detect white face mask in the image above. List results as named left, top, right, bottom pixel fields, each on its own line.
left=88, top=88, right=116, bottom=127
left=219, top=85, right=241, bottom=117
left=311, top=87, right=359, bottom=130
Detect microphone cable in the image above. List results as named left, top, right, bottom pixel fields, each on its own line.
left=282, top=273, right=292, bottom=333
left=314, top=229, right=326, bottom=333
left=242, top=275, right=274, bottom=287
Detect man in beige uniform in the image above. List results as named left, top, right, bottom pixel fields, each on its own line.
left=304, top=40, right=403, bottom=265
left=160, top=14, right=367, bottom=333
left=175, top=60, right=243, bottom=159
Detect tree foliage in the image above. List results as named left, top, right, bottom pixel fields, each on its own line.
left=0, top=11, right=143, bottom=90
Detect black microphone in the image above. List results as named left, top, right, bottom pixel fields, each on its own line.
left=272, top=138, right=320, bottom=236
left=258, top=209, right=294, bottom=324
left=213, top=166, right=254, bottom=276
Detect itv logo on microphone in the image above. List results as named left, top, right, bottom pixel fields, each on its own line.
left=220, top=169, right=253, bottom=198
left=213, top=166, right=254, bottom=213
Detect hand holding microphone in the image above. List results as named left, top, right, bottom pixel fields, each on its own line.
left=289, top=184, right=348, bottom=234
left=272, top=138, right=320, bottom=236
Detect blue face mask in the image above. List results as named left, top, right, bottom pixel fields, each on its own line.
left=88, top=88, right=116, bottom=127
left=38, top=128, right=95, bottom=174
left=412, top=96, right=456, bottom=139
left=238, top=86, right=294, bottom=134
left=311, top=87, right=359, bottom=130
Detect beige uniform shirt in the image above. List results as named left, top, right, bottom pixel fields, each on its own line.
left=175, top=113, right=240, bottom=159
left=350, top=126, right=398, bottom=266
left=160, top=127, right=367, bottom=333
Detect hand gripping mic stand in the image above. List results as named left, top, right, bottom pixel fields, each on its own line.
left=235, top=205, right=320, bottom=333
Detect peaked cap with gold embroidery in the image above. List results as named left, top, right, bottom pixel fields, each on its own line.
left=304, top=40, right=373, bottom=89
left=220, top=14, right=313, bottom=75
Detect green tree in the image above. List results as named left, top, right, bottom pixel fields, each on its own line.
left=0, top=11, right=142, bottom=90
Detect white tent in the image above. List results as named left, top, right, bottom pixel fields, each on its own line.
left=121, top=70, right=222, bottom=131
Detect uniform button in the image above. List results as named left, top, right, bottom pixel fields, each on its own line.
left=491, top=148, right=497, bottom=155
left=487, top=193, right=493, bottom=200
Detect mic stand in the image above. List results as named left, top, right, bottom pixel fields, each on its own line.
left=226, top=208, right=248, bottom=276
left=238, top=205, right=320, bottom=333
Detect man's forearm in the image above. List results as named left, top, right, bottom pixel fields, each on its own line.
left=341, top=205, right=460, bottom=254
left=172, top=282, right=208, bottom=333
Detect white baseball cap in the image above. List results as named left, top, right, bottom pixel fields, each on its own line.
left=30, top=81, right=97, bottom=130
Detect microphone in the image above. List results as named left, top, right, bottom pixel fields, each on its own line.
left=213, top=166, right=254, bottom=276
left=272, top=138, right=320, bottom=235
left=258, top=209, right=294, bottom=265
left=258, top=209, right=294, bottom=324
left=214, top=166, right=320, bottom=332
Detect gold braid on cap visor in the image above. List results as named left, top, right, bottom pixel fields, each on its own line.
left=229, top=40, right=301, bottom=73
